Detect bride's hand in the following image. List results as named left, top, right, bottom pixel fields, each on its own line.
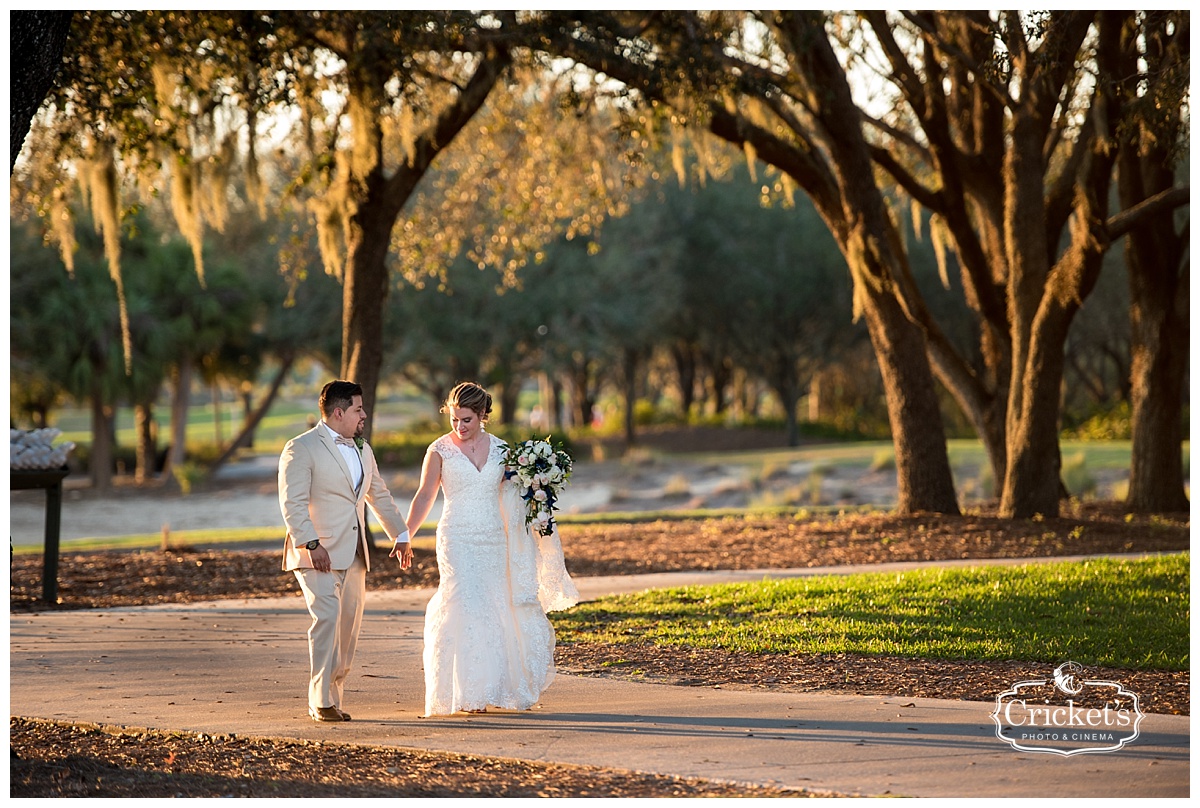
left=390, top=541, right=413, bottom=570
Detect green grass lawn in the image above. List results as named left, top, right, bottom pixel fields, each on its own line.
left=554, top=553, right=1189, bottom=671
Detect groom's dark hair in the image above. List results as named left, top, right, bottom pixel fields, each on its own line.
left=319, top=380, right=363, bottom=417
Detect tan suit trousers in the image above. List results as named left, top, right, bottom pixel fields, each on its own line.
left=293, top=545, right=367, bottom=711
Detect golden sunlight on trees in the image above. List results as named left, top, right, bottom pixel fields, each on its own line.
left=392, top=64, right=637, bottom=291
left=536, top=10, right=1189, bottom=517
left=11, top=11, right=1186, bottom=517
left=15, top=11, right=648, bottom=430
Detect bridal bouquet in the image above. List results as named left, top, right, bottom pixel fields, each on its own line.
left=501, top=436, right=573, bottom=536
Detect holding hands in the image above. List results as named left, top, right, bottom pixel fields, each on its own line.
left=390, top=540, right=413, bottom=570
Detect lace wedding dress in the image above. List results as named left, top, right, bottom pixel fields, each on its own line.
left=422, top=432, right=579, bottom=716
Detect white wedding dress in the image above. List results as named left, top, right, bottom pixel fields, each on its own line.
left=422, top=432, right=579, bottom=716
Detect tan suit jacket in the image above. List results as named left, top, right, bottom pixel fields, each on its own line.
left=279, top=423, right=408, bottom=572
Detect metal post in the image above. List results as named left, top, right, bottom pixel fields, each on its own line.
left=42, top=476, right=63, bottom=603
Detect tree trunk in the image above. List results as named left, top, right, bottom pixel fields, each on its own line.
left=133, top=401, right=155, bottom=484
left=974, top=401, right=1008, bottom=502
left=783, top=11, right=960, bottom=514
left=554, top=10, right=963, bottom=510
left=568, top=356, right=599, bottom=429
left=705, top=353, right=732, bottom=415
left=1123, top=187, right=1189, bottom=514
left=1001, top=213, right=1110, bottom=517
left=858, top=279, right=961, bottom=514
left=165, top=356, right=192, bottom=480
left=1118, top=16, right=1190, bottom=514
left=240, top=384, right=255, bottom=449
left=496, top=379, right=520, bottom=428
left=538, top=373, right=558, bottom=432
left=1001, top=315, right=1073, bottom=517
left=89, top=388, right=114, bottom=492
left=537, top=16, right=960, bottom=509
left=341, top=202, right=392, bottom=439
left=1125, top=274, right=1189, bottom=513
left=760, top=12, right=960, bottom=513
left=551, top=377, right=566, bottom=431
left=775, top=385, right=801, bottom=448
left=211, top=382, right=223, bottom=447
left=745, top=377, right=763, bottom=418
left=732, top=369, right=755, bottom=420
left=621, top=347, right=639, bottom=447
left=671, top=342, right=698, bottom=417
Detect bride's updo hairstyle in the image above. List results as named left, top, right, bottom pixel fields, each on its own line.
left=442, top=381, right=492, bottom=423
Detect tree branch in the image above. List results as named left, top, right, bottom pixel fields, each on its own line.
left=867, top=12, right=1008, bottom=339
left=862, top=11, right=928, bottom=115
left=866, top=143, right=940, bottom=211
left=205, top=350, right=296, bottom=476
left=1106, top=184, right=1190, bottom=241
left=384, top=44, right=511, bottom=203
left=900, top=10, right=1010, bottom=108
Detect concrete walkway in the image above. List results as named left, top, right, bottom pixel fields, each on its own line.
left=9, top=558, right=1189, bottom=798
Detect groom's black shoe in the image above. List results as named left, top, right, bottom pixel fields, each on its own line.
left=335, top=708, right=352, bottom=721
left=309, top=706, right=345, bottom=722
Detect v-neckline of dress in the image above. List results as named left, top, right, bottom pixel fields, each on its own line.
left=453, top=433, right=490, bottom=473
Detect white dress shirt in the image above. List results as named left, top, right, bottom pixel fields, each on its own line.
left=322, top=421, right=363, bottom=492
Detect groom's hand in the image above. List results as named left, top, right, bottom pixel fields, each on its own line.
left=390, top=541, right=413, bottom=570
left=310, top=544, right=332, bottom=572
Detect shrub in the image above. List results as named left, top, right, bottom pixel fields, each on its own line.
left=1061, top=402, right=1132, bottom=440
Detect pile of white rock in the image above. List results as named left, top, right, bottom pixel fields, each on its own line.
left=10, top=428, right=76, bottom=471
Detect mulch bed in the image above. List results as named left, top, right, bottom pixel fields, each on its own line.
left=9, top=717, right=814, bottom=798
left=555, top=644, right=1190, bottom=716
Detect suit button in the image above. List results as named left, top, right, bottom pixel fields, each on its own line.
left=352, top=525, right=358, bottom=531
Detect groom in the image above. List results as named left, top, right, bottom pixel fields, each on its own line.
left=279, top=380, right=413, bottom=722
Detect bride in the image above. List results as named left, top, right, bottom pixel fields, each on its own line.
left=395, top=381, right=578, bottom=716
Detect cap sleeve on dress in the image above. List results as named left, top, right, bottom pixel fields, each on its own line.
left=430, top=435, right=453, bottom=461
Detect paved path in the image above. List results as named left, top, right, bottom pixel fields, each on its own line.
left=9, top=558, right=1189, bottom=798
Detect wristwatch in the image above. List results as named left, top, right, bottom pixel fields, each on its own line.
left=305, top=539, right=320, bottom=551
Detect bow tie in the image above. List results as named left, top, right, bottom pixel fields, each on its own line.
left=334, top=435, right=358, bottom=449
